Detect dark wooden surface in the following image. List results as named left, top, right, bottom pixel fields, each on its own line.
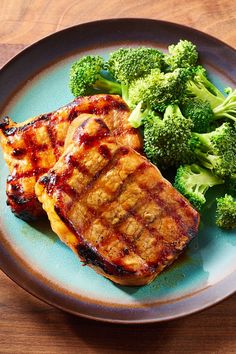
left=0, top=1, right=236, bottom=352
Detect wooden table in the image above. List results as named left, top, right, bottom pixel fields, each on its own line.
left=0, top=1, right=236, bottom=352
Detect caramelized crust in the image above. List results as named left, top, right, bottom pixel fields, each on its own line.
left=35, top=118, right=199, bottom=286
left=0, top=95, right=142, bottom=220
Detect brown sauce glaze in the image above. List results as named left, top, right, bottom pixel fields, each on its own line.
left=98, top=144, right=112, bottom=160
left=12, top=148, right=27, bottom=157
left=75, top=118, right=110, bottom=148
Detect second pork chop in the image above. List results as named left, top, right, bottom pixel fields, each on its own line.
left=35, top=117, right=199, bottom=286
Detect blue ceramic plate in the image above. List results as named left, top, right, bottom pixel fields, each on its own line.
left=0, top=19, right=236, bottom=323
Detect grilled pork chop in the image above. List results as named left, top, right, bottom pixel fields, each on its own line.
left=0, top=94, right=141, bottom=220
left=35, top=118, right=199, bottom=286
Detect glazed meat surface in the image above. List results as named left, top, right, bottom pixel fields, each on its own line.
left=35, top=118, right=199, bottom=286
left=0, top=94, right=141, bottom=220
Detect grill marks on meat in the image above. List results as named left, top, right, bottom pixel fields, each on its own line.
left=35, top=118, right=199, bottom=286
left=0, top=95, right=142, bottom=220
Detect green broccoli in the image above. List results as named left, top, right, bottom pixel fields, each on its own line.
left=107, top=47, right=165, bottom=85
left=189, top=123, right=236, bottom=179
left=181, top=97, right=214, bottom=133
left=143, top=104, right=194, bottom=168
left=165, top=39, right=198, bottom=71
left=186, top=66, right=225, bottom=109
left=128, top=101, right=146, bottom=128
left=182, top=87, right=236, bottom=133
left=69, top=55, right=121, bottom=97
left=181, top=67, right=236, bottom=129
left=213, top=87, right=236, bottom=126
left=216, top=194, right=236, bottom=229
left=174, top=164, right=223, bottom=211
left=128, top=68, right=188, bottom=112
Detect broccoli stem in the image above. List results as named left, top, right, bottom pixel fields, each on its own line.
left=193, top=149, right=219, bottom=170
left=192, top=131, right=215, bottom=151
left=188, top=81, right=224, bottom=109
left=128, top=101, right=143, bottom=128
left=121, top=84, right=130, bottom=104
left=94, top=75, right=122, bottom=94
left=199, top=74, right=225, bottom=99
left=213, top=89, right=236, bottom=122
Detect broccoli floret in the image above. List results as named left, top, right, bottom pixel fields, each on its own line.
left=189, top=123, right=236, bottom=179
left=174, top=164, right=223, bottom=211
left=107, top=47, right=164, bottom=85
left=182, top=88, right=236, bottom=132
left=69, top=55, right=121, bottom=97
left=216, top=194, right=236, bottom=229
left=186, top=66, right=225, bottom=109
left=129, top=68, right=188, bottom=112
left=165, top=39, right=198, bottom=71
left=213, top=87, right=236, bottom=126
left=143, top=105, right=194, bottom=168
left=181, top=97, right=214, bottom=133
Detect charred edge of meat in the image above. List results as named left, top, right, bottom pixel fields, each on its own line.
left=77, top=244, right=134, bottom=276
left=7, top=168, right=49, bottom=181
left=19, top=113, right=52, bottom=132
left=0, top=116, right=17, bottom=136
left=1, top=95, right=129, bottom=136
left=54, top=205, right=134, bottom=277
left=1, top=113, right=52, bottom=136
left=38, top=172, right=64, bottom=196
left=7, top=193, right=32, bottom=205
left=13, top=209, right=41, bottom=221
left=39, top=175, right=51, bottom=185
left=6, top=195, right=43, bottom=221
left=6, top=184, right=43, bottom=221
left=0, top=116, right=10, bottom=129
left=187, top=221, right=199, bottom=240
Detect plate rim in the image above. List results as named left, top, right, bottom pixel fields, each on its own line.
left=1, top=17, right=236, bottom=71
left=0, top=17, right=236, bottom=323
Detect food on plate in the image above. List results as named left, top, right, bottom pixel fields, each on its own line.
left=0, top=38, right=235, bottom=288
left=69, top=56, right=122, bottom=97
left=215, top=194, right=236, bottom=229
left=69, top=48, right=165, bottom=102
left=174, top=164, right=223, bottom=211
left=143, top=105, right=194, bottom=168
left=0, top=94, right=141, bottom=220
left=164, top=39, right=198, bottom=71
left=35, top=117, right=199, bottom=286
left=68, top=41, right=236, bottom=229
left=127, top=68, right=188, bottom=112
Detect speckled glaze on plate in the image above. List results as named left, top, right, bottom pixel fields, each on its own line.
left=0, top=19, right=236, bottom=324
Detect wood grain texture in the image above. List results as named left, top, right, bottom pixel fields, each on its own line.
left=0, top=0, right=236, bottom=48
left=0, top=0, right=236, bottom=353
left=1, top=270, right=236, bottom=354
